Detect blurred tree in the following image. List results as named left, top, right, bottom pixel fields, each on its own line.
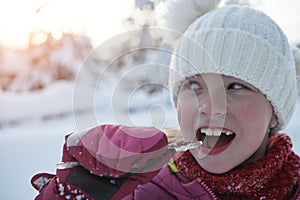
left=103, top=0, right=171, bottom=95
left=1, top=31, right=94, bottom=92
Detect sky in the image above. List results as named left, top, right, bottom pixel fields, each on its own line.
left=0, top=0, right=299, bottom=50
left=0, top=0, right=135, bottom=49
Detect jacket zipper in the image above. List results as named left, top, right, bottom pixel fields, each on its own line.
left=198, top=179, right=218, bottom=200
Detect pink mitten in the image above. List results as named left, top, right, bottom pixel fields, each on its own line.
left=32, top=124, right=173, bottom=200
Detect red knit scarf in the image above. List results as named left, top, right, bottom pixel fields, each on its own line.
left=175, top=134, right=300, bottom=200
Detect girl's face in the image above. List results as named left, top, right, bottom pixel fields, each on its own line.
left=176, top=74, right=277, bottom=174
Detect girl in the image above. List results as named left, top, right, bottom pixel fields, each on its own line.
left=31, top=3, right=300, bottom=200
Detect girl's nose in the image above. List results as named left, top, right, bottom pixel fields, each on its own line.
left=198, top=89, right=227, bottom=117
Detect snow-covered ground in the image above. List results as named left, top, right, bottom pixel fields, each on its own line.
left=0, top=81, right=299, bottom=200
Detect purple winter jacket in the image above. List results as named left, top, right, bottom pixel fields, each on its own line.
left=124, top=165, right=217, bottom=200
left=124, top=165, right=300, bottom=200
left=33, top=163, right=300, bottom=199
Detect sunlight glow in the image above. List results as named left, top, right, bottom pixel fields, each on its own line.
left=0, top=0, right=134, bottom=49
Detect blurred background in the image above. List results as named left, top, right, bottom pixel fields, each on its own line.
left=0, top=0, right=299, bottom=199
left=0, top=0, right=299, bottom=129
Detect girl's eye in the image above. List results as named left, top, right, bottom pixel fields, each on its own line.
left=228, top=83, right=248, bottom=90
left=189, top=82, right=201, bottom=90
left=181, top=81, right=202, bottom=92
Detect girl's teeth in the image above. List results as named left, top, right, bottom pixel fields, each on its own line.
left=212, top=129, right=222, bottom=136
left=207, top=129, right=213, bottom=136
left=201, top=128, right=233, bottom=136
left=225, top=131, right=233, bottom=135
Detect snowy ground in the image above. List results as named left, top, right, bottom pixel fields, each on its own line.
left=0, top=81, right=299, bottom=200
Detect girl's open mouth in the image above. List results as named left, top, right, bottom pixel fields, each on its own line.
left=196, top=127, right=236, bottom=155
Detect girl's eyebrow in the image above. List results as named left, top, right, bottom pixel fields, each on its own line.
left=186, top=75, right=203, bottom=81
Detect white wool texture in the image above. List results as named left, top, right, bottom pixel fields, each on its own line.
left=159, top=0, right=221, bottom=34
left=169, top=5, right=297, bottom=133
left=293, top=47, right=300, bottom=79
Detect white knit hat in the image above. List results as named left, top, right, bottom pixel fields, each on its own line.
left=169, top=5, right=297, bottom=132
